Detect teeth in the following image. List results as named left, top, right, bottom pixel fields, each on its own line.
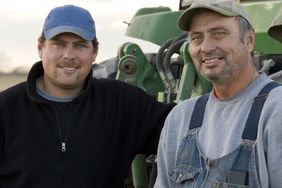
left=203, top=59, right=219, bottom=63
left=63, top=67, right=76, bottom=71
left=204, top=58, right=219, bottom=63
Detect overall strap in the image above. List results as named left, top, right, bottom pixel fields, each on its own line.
left=242, top=82, right=281, bottom=140
left=189, top=93, right=209, bottom=130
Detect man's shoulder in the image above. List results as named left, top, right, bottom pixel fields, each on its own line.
left=168, top=96, right=202, bottom=119
left=92, top=77, right=134, bottom=88
left=0, top=82, right=27, bottom=107
left=175, top=95, right=201, bottom=109
left=265, top=82, right=282, bottom=101
left=90, top=77, right=147, bottom=96
left=0, top=82, right=26, bottom=98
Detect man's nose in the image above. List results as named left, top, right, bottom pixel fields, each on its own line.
left=63, top=46, right=75, bottom=60
left=200, top=36, right=216, bottom=53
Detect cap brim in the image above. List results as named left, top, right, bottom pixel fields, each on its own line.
left=44, top=25, right=95, bottom=41
left=178, top=6, right=238, bottom=31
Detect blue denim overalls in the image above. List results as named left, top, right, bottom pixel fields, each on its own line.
left=168, top=82, right=280, bottom=188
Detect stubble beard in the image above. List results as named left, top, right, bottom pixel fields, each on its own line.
left=200, top=57, right=243, bottom=86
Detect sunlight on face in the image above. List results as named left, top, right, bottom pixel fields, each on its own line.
left=38, top=33, right=96, bottom=95
left=188, top=10, right=250, bottom=85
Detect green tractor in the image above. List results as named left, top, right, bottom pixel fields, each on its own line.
left=93, top=0, right=282, bottom=187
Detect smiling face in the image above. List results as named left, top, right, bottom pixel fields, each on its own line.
left=38, top=33, right=97, bottom=96
left=188, top=10, right=254, bottom=86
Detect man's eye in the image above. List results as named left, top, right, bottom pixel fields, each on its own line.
left=213, top=32, right=226, bottom=38
left=76, top=43, right=87, bottom=48
left=193, top=36, right=201, bottom=40
left=190, top=35, right=202, bottom=44
left=53, top=41, right=64, bottom=47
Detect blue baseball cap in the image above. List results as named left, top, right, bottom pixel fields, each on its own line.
left=43, top=5, right=96, bottom=41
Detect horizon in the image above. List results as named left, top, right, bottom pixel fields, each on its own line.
left=0, top=0, right=179, bottom=73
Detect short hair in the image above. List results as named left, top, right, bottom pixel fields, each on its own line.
left=38, top=32, right=99, bottom=54
left=235, top=15, right=254, bottom=43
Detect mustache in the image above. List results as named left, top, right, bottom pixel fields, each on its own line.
left=58, top=61, right=80, bottom=67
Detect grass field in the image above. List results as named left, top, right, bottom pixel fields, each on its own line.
left=0, top=74, right=27, bottom=91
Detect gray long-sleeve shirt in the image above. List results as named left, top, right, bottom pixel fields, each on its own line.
left=155, top=73, right=282, bottom=188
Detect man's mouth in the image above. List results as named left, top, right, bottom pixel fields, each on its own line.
left=62, top=67, right=78, bottom=71
left=200, top=57, right=224, bottom=69
left=202, top=57, right=223, bottom=64
left=58, top=65, right=80, bottom=73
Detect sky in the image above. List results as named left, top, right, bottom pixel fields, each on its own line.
left=0, top=0, right=179, bottom=72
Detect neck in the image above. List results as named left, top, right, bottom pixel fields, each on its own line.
left=213, top=71, right=258, bottom=99
left=37, top=77, right=83, bottom=98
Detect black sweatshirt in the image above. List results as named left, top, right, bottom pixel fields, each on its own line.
left=0, top=62, right=174, bottom=188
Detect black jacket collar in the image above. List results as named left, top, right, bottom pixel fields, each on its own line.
left=26, top=61, right=93, bottom=103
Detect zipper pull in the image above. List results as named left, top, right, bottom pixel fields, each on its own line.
left=61, top=142, right=66, bottom=152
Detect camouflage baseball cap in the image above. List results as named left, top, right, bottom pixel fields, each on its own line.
left=178, top=0, right=253, bottom=31
left=268, top=7, right=282, bottom=42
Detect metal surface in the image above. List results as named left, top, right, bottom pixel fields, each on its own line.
left=116, top=42, right=164, bottom=97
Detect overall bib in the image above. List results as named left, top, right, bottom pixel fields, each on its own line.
left=168, top=82, right=279, bottom=188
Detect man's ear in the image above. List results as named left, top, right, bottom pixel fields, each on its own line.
left=92, top=53, right=98, bottom=63
left=246, top=29, right=255, bottom=53
left=38, top=43, right=43, bottom=59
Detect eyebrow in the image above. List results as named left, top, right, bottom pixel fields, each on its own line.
left=208, top=26, right=227, bottom=32
left=190, top=26, right=228, bottom=36
left=51, top=37, right=88, bottom=44
left=192, top=25, right=227, bottom=32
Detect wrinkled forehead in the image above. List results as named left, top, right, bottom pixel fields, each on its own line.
left=188, top=10, right=237, bottom=32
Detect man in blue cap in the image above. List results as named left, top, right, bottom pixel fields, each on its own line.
left=0, top=5, right=174, bottom=187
